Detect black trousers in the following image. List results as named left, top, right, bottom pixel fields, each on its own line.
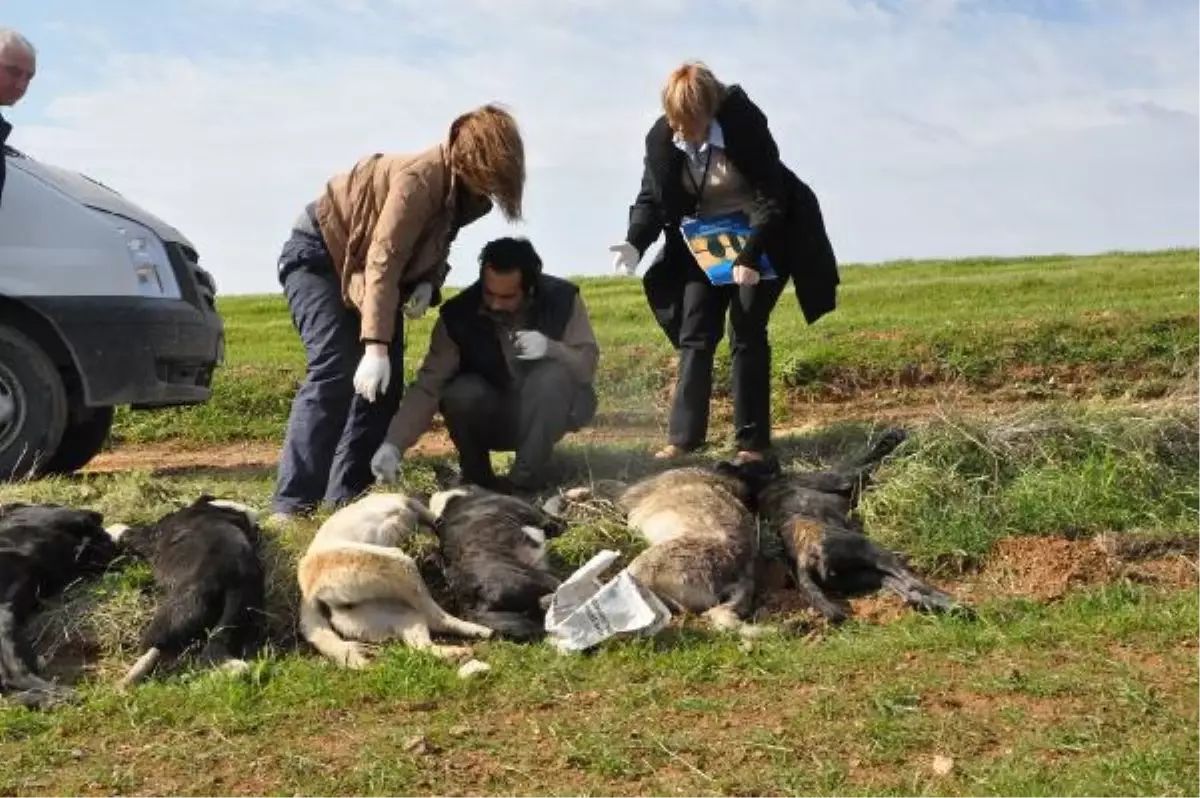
left=669, top=271, right=785, bottom=452
left=439, top=360, right=598, bottom=489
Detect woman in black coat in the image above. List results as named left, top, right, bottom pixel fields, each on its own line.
left=610, top=61, right=840, bottom=463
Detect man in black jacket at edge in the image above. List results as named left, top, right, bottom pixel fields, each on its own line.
left=0, top=28, right=36, bottom=208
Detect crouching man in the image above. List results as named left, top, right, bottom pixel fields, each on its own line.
left=370, top=237, right=600, bottom=493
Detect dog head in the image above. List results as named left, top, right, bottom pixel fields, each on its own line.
left=713, top=457, right=783, bottom=509
left=8, top=504, right=122, bottom=572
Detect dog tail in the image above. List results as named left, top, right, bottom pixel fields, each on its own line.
left=837, top=428, right=908, bottom=485
left=467, top=609, right=545, bottom=642
left=788, top=427, right=909, bottom=503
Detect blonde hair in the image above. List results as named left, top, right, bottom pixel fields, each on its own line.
left=661, top=61, right=726, bottom=128
left=449, top=104, right=525, bottom=222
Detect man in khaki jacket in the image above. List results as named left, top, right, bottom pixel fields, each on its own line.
left=270, top=105, right=526, bottom=520
left=371, top=237, right=599, bottom=494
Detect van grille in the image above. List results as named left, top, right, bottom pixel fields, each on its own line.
left=166, top=242, right=216, bottom=310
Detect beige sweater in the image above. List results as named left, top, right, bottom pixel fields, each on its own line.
left=682, top=147, right=756, bottom=218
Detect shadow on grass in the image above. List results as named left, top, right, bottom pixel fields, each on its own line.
left=541, top=419, right=913, bottom=496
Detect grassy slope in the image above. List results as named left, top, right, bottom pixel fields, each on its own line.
left=1, top=249, right=1197, bottom=796
left=110, top=248, right=1199, bottom=445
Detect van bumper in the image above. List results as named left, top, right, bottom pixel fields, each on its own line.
left=24, top=296, right=225, bottom=408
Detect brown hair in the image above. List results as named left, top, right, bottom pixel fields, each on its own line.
left=661, top=61, right=727, bottom=128
left=449, top=103, right=525, bottom=222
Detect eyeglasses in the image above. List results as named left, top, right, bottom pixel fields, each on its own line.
left=0, top=63, right=35, bottom=82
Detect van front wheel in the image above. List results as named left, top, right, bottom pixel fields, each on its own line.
left=0, top=325, right=69, bottom=481
left=43, top=404, right=115, bottom=475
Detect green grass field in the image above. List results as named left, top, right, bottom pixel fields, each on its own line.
left=109, top=248, right=1199, bottom=446
left=1, top=249, right=1197, bottom=796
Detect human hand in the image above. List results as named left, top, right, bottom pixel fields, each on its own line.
left=608, top=242, right=640, bottom=276
left=513, top=330, right=550, bottom=360
left=353, top=346, right=391, bottom=402
left=371, top=442, right=401, bottom=484
left=403, top=282, right=433, bottom=320
left=732, top=265, right=760, bottom=286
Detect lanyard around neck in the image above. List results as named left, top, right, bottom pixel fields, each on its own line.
left=684, top=147, right=713, bottom=205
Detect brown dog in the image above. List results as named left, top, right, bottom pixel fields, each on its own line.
left=559, top=464, right=772, bottom=637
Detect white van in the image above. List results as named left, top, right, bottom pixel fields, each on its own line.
left=0, top=144, right=225, bottom=478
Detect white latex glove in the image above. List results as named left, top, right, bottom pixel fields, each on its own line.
left=403, top=282, right=433, bottom=320
left=732, top=265, right=761, bottom=286
left=608, top=242, right=640, bottom=276
left=513, top=330, right=550, bottom=360
left=371, top=442, right=401, bottom=484
left=353, top=347, right=391, bottom=402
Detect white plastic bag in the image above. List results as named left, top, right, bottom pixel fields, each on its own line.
left=544, top=550, right=672, bottom=653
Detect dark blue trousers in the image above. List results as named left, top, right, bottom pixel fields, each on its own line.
left=271, top=219, right=404, bottom=515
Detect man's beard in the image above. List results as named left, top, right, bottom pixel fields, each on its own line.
left=483, top=297, right=528, bottom=326
left=483, top=306, right=518, bottom=325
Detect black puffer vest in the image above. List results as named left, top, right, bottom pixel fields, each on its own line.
left=440, top=273, right=580, bottom=390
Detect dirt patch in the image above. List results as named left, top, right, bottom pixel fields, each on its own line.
left=84, top=433, right=460, bottom=474
left=753, top=533, right=1198, bottom=627
left=957, top=536, right=1118, bottom=604
left=946, top=534, right=1198, bottom=605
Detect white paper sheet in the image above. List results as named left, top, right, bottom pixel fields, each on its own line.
left=544, top=550, right=672, bottom=652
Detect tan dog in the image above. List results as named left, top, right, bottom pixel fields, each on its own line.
left=297, top=492, right=492, bottom=668
left=559, top=464, right=771, bottom=638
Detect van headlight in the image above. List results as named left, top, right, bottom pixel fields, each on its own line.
left=89, top=210, right=182, bottom=299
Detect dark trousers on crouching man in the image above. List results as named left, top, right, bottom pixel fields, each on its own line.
left=272, top=206, right=405, bottom=515
left=441, top=359, right=597, bottom=491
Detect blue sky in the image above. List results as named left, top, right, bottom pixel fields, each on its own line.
left=6, top=0, right=1197, bottom=295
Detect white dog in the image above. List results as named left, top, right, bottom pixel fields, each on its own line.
left=297, top=492, right=492, bottom=668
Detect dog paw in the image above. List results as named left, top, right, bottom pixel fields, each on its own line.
left=737, top=622, right=779, bottom=640
left=12, top=684, right=79, bottom=710
left=219, top=658, right=252, bottom=676
left=456, top=659, right=492, bottom=679
left=342, top=646, right=372, bottom=670
left=433, top=645, right=474, bottom=663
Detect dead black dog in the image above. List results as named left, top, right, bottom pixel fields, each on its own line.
left=0, top=502, right=119, bottom=708
left=729, top=429, right=968, bottom=623
left=430, top=485, right=567, bottom=641
left=107, top=496, right=266, bottom=686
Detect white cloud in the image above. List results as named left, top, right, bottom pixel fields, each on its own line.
left=12, top=0, right=1197, bottom=295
